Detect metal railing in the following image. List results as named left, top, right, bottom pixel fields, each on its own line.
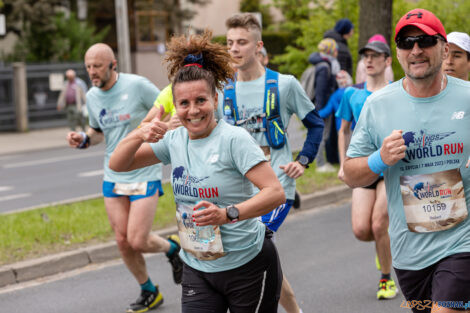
left=0, top=62, right=89, bottom=131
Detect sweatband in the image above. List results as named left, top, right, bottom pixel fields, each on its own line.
left=367, top=149, right=389, bottom=174
left=77, top=131, right=90, bottom=149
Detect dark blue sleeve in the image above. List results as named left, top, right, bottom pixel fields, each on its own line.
left=298, top=109, right=324, bottom=164
left=314, top=66, right=330, bottom=110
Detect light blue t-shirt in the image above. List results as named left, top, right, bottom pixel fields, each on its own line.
left=150, top=120, right=267, bottom=273
left=348, top=76, right=470, bottom=270
left=87, top=73, right=162, bottom=183
left=336, top=83, right=372, bottom=123
left=217, top=72, right=314, bottom=200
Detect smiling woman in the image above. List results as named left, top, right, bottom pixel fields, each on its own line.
left=109, top=30, right=286, bottom=313
left=172, top=80, right=217, bottom=140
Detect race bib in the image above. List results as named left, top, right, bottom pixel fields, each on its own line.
left=176, top=202, right=225, bottom=261
left=113, top=182, right=147, bottom=195
left=400, top=168, right=468, bottom=233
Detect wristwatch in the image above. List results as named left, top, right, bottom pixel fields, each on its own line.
left=226, top=205, right=239, bottom=223
left=296, top=155, right=309, bottom=168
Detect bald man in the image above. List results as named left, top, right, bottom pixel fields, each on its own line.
left=66, top=43, right=183, bottom=313
left=57, top=69, right=88, bottom=131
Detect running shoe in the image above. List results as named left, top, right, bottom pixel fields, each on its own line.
left=167, top=234, right=183, bottom=284
left=126, top=285, right=163, bottom=313
left=377, top=279, right=398, bottom=300
left=375, top=254, right=381, bottom=271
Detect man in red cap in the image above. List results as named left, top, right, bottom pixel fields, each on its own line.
left=342, top=8, right=470, bottom=313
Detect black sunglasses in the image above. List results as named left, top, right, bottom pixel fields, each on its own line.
left=396, top=35, right=440, bottom=50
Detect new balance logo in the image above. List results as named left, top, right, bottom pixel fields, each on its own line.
left=451, top=111, right=465, bottom=120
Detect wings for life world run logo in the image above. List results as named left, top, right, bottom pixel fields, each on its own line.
left=99, top=108, right=131, bottom=127
left=410, top=181, right=449, bottom=200
left=402, top=129, right=463, bottom=163
left=172, top=166, right=219, bottom=199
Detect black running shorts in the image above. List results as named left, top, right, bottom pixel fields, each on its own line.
left=181, top=229, right=283, bottom=313
left=394, top=252, right=470, bottom=313
left=363, top=176, right=384, bottom=189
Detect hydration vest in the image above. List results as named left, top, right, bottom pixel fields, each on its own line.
left=223, top=68, right=286, bottom=149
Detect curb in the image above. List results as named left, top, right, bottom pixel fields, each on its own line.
left=0, top=185, right=352, bottom=288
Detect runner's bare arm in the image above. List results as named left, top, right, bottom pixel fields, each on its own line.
left=343, top=130, right=406, bottom=187
left=342, top=156, right=380, bottom=187
left=66, top=128, right=104, bottom=148
left=109, top=120, right=167, bottom=172
left=337, top=119, right=352, bottom=181
left=192, top=161, right=285, bottom=226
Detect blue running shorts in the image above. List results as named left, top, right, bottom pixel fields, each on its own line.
left=102, top=180, right=164, bottom=202
left=261, top=199, right=294, bottom=232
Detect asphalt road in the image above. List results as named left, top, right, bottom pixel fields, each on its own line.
left=0, top=116, right=306, bottom=214
left=0, top=201, right=405, bottom=313
left=0, top=145, right=173, bottom=214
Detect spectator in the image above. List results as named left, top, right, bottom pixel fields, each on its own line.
left=57, top=69, right=87, bottom=131
left=307, top=38, right=340, bottom=172
left=324, top=18, right=354, bottom=76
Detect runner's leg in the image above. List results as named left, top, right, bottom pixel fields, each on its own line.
left=279, top=275, right=301, bottom=313
left=105, top=196, right=150, bottom=284
left=372, top=180, right=397, bottom=299
left=127, top=191, right=171, bottom=255
left=371, top=180, right=391, bottom=275
left=351, top=187, right=376, bottom=242
left=262, top=201, right=301, bottom=313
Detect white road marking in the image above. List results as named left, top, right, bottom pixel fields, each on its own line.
left=0, top=186, right=13, bottom=192
left=78, top=169, right=104, bottom=177
left=0, top=193, right=31, bottom=202
left=2, top=151, right=103, bottom=169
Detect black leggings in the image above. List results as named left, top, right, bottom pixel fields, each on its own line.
left=181, top=231, right=282, bottom=313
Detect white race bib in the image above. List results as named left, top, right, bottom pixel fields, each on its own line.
left=176, top=202, right=225, bottom=261
left=400, top=168, right=468, bottom=233
left=113, top=182, right=147, bottom=195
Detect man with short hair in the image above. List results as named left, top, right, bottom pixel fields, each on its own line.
left=443, top=31, right=470, bottom=81
left=66, top=43, right=183, bottom=313
left=221, top=13, right=324, bottom=313
left=343, top=9, right=470, bottom=313
left=337, top=39, right=397, bottom=300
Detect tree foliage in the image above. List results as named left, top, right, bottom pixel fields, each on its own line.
left=2, top=0, right=109, bottom=62
left=271, top=0, right=358, bottom=78
left=7, top=12, right=108, bottom=62
left=240, top=0, right=273, bottom=29
left=271, top=0, right=470, bottom=80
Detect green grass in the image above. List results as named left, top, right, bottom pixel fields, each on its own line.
left=0, top=183, right=177, bottom=266
left=296, top=162, right=343, bottom=194
left=0, top=160, right=342, bottom=266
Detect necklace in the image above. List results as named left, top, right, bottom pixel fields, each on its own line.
left=404, top=74, right=446, bottom=95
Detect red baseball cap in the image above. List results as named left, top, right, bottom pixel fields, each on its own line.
left=394, top=8, right=447, bottom=41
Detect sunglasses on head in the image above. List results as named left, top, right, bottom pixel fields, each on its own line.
left=396, top=35, right=440, bottom=50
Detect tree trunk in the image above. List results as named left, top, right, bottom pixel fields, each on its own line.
left=358, top=0, right=393, bottom=48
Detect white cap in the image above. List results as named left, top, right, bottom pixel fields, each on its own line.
left=447, top=32, right=470, bottom=54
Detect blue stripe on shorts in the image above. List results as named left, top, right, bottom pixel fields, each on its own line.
left=102, top=180, right=164, bottom=202
left=261, top=199, right=294, bottom=232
